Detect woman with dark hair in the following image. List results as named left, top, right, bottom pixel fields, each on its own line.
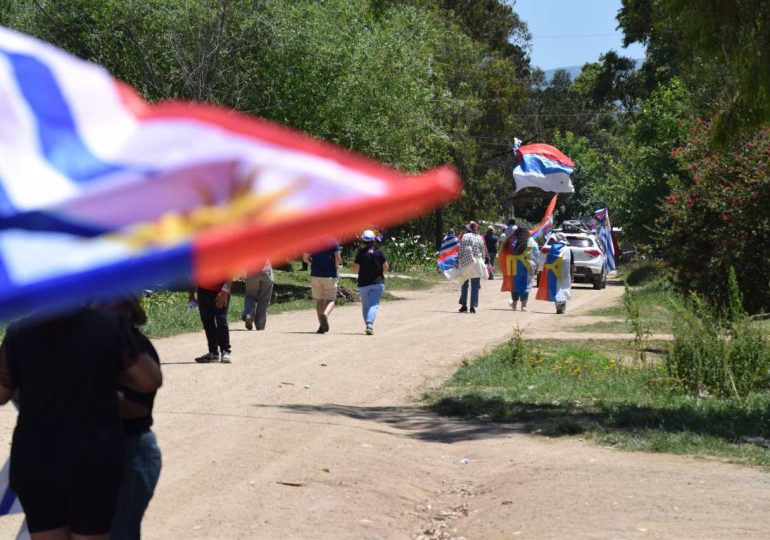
left=0, top=308, right=162, bottom=540
left=353, top=230, right=389, bottom=335
left=100, top=297, right=163, bottom=540
left=508, top=227, right=539, bottom=311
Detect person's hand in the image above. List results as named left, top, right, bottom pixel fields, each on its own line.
left=215, top=291, right=228, bottom=308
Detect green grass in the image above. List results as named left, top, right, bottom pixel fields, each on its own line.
left=425, top=337, right=770, bottom=469
left=580, top=279, right=675, bottom=335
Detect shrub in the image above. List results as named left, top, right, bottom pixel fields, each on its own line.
left=661, top=121, right=770, bottom=313
left=384, top=234, right=436, bottom=273
left=666, top=269, right=770, bottom=397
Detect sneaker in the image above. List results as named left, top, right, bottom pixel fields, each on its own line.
left=195, top=352, right=218, bottom=363
left=221, top=352, right=232, bottom=364
left=470, top=307, right=476, bottom=314
left=521, top=305, right=528, bottom=312
left=244, top=316, right=253, bottom=331
left=458, top=305, right=468, bottom=313
left=556, top=302, right=566, bottom=314
left=509, top=300, right=518, bottom=311
left=316, top=326, right=326, bottom=334
left=365, top=325, right=374, bottom=335
left=320, top=314, right=330, bottom=333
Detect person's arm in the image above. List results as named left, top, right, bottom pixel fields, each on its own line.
left=302, top=252, right=311, bottom=264
left=382, top=261, right=389, bottom=275
left=117, top=390, right=151, bottom=420
left=121, top=351, right=162, bottom=393
left=334, top=250, right=342, bottom=268
left=215, top=280, right=232, bottom=308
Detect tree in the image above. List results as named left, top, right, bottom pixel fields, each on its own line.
left=661, top=121, right=770, bottom=313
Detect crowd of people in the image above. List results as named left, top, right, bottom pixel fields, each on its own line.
left=0, top=222, right=575, bottom=539
left=448, top=220, right=574, bottom=315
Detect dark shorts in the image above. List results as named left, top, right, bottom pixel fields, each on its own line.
left=15, top=470, right=121, bottom=535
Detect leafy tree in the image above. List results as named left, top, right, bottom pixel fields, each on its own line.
left=661, top=121, right=770, bottom=313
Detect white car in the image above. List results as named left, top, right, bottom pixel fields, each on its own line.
left=543, top=232, right=608, bottom=289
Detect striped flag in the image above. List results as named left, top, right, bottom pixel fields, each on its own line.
left=530, top=195, right=558, bottom=240
left=0, top=26, right=461, bottom=321
left=594, top=208, right=616, bottom=271
left=437, top=233, right=459, bottom=279
left=513, top=144, right=575, bottom=193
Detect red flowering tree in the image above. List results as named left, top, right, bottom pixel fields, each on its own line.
left=661, top=121, right=770, bottom=313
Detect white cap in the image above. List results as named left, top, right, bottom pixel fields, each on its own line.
left=361, top=229, right=376, bottom=242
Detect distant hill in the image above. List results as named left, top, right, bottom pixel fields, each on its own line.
left=542, top=59, right=644, bottom=83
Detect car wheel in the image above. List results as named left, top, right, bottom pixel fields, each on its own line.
left=593, top=269, right=604, bottom=290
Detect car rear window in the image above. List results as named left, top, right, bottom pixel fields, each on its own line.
left=566, top=238, right=594, bottom=248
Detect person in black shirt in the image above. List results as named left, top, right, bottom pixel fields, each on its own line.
left=98, top=298, right=162, bottom=540
left=0, top=309, right=162, bottom=540
left=352, top=230, right=389, bottom=335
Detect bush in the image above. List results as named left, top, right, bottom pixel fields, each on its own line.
left=384, top=234, right=436, bottom=273
left=666, top=270, right=770, bottom=397
left=661, top=121, right=770, bottom=313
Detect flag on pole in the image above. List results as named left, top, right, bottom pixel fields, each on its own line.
left=498, top=194, right=557, bottom=291
left=594, top=208, right=616, bottom=271
left=0, top=26, right=461, bottom=321
left=529, top=195, right=558, bottom=240
left=513, top=144, right=575, bottom=193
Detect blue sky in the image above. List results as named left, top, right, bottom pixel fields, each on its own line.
left=513, top=0, right=646, bottom=70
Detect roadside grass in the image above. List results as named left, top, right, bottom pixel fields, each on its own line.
left=141, top=266, right=436, bottom=338
left=425, top=337, right=770, bottom=469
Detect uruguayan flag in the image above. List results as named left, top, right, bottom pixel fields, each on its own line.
left=0, top=26, right=460, bottom=321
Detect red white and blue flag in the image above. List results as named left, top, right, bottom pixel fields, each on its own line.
left=529, top=195, right=558, bottom=240
left=0, top=26, right=461, bottom=321
left=513, top=143, right=575, bottom=193
left=437, top=232, right=459, bottom=278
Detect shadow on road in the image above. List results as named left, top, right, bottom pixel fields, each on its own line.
left=252, top=403, right=526, bottom=443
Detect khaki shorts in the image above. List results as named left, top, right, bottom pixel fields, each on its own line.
left=311, top=276, right=338, bottom=301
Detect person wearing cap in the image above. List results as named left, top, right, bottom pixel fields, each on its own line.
left=457, top=221, right=488, bottom=313
left=484, top=226, right=499, bottom=279
left=353, top=230, right=389, bottom=335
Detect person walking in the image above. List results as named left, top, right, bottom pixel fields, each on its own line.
left=190, top=279, right=233, bottom=363
left=353, top=230, right=389, bottom=335
left=303, top=240, right=341, bottom=333
left=242, top=260, right=273, bottom=331
left=100, top=298, right=162, bottom=540
left=484, top=226, right=499, bottom=279
left=537, top=232, right=573, bottom=314
left=0, top=308, right=162, bottom=540
left=507, top=227, right=539, bottom=311
left=457, top=221, right=488, bottom=314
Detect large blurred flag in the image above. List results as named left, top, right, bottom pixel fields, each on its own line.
left=513, top=143, right=574, bottom=193
left=0, top=27, right=460, bottom=320
left=594, top=208, right=616, bottom=271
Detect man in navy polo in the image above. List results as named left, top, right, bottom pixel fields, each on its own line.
left=303, top=240, right=341, bottom=333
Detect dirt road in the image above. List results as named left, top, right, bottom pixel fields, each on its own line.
left=1, top=280, right=768, bottom=539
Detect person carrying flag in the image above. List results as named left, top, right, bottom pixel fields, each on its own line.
left=457, top=221, right=488, bottom=313
left=507, top=227, right=539, bottom=311
left=537, top=233, right=574, bottom=314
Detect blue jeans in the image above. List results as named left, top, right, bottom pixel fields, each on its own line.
left=359, top=282, right=385, bottom=325
left=112, top=431, right=162, bottom=540
left=460, top=278, right=480, bottom=308
left=511, top=290, right=529, bottom=302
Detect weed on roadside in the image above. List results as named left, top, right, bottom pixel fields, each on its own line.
left=426, top=337, right=770, bottom=469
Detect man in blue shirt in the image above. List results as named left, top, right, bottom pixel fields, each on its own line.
left=303, top=241, right=341, bottom=333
